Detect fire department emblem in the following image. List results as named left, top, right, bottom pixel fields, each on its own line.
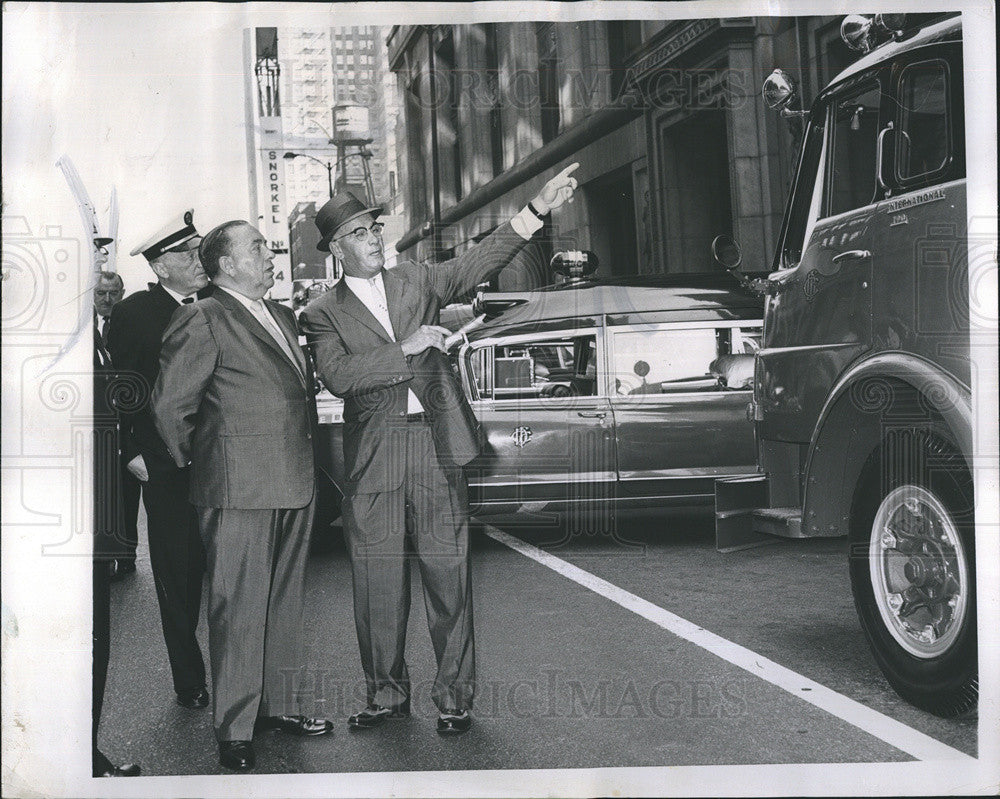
left=511, top=426, right=532, bottom=448
left=802, top=269, right=823, bottom=301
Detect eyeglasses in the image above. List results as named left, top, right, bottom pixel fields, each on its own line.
left=334, top=222, right=384, bottom=242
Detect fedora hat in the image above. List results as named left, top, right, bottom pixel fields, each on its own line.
left=315, top=192, right=382, bottom=252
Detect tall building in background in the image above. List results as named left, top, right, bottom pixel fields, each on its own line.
left=247, top=25, right=403, bottom=285
left=385, top=20, right=877, bottom=288
left=244, top=27, right=293, bottom=301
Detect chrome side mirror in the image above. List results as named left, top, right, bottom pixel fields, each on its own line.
left=711, top=234, right=743, bottom=272
left=711, top=235, right=769, bottom=297
left=762, top=68, right=796, bottom=110
left=762, top=69, right=809, bottom=119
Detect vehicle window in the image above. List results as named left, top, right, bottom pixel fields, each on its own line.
left=826, top=83, right=882, bottom=217
left=897, top=61, right=949, bottom=181
left=471, top=336, right=598, bottom=400
left=611, top=326, right=758, bottom=395
left=779, top=114, right=828, bottom=267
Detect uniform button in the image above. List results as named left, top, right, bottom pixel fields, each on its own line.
left=306, top=433, right=312, bottom=440
left=398, top=411, right=405, bottom=417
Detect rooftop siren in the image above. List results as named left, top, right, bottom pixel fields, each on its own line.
left=551, top=250, right=599, bottom=284
left=840, top=14, right=907, bottom=53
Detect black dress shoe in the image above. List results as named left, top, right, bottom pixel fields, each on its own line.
left=176, top=686, right=209, bottom=709
left=218, top=740, right=255, bottom=771
left=100, top=762, right=142, bottom=777
left=348, top=701, right=410, bottom=729
left=94, top=749, right=141, bottom=777
left=109, top=558, right=137, bottom=582
left=436, top=708, right=472, bottom=735
left=254, top=714, right=333, bottom=737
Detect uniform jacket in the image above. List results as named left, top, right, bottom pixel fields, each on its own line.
left=106, top=282, right=212, bottom=474
left=151, top=289, right=317, bottom=510
left=300, top=221, right=529, bottom=493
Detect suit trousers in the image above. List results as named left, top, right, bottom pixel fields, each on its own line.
left=92, top=556, right=110, bottom=762
left=197, top=502, right=314, bottom=742
left=343, top=418, right=475, bottom=712
left=118, top=463, right=141, bottom=565
left=142, top=465, right=206, bottom=694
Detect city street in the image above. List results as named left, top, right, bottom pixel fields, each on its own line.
left=100, top=507, right=977, bottom=776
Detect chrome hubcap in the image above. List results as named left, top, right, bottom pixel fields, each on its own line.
left=869, top=485, right=968, bottom=658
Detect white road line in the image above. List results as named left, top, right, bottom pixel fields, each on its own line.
left=486, top=525, right=974, bottom=763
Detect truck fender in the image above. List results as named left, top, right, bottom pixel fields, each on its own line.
left=800, top=352, right=972, bottom=537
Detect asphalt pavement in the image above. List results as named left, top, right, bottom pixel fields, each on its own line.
left=99, top=507, right=977, bottom=777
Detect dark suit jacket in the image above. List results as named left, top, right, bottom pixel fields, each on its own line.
left=93, top=314, right=119, bottom=560
left=300, top=221, right=530, bottom=493
left=151, top=288, right=317, bottom=510
left=106, top=282, right=212, bottom=474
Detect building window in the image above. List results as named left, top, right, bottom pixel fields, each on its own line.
left=405, top=70, right=429, bottom=224
left=485, top=24, right=504, bottom=177
left=535, top=22, right=560, bottom=143
left=434, top=29, right=463, bottom=204
left=607, top=21, right=642, bottom=97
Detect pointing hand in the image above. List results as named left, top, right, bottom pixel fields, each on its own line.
left=531, top=162, right=580, bottom=214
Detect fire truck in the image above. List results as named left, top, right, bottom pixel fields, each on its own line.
left=714, top=13, right=979, bottom=716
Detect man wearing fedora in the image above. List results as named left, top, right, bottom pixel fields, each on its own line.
left=106, top=210, right=211, bottom=712
left=300, top=163, right=579, bottom=735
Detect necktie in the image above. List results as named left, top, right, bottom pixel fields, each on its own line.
left=182, top=297, right=194, bottom=304
left=253, top=300, right=302, bottom=375
left=368, top=278, right=394, bottom=338
left=100, top=316, right=110, bottom=346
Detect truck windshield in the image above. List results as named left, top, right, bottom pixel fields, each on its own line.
left=778, top=115, right=827, bottom=268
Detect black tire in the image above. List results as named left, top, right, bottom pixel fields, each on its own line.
left=849, top=429, right=977, bottom=717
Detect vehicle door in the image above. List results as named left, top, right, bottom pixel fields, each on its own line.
left=461, top=326, right=615, bottom=514
left=759, top=75, right=887, bottom=444
left=874, top=45, right=968, bottom=384
left=609, top=321, right=761, bottom=501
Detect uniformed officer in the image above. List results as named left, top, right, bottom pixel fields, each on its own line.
left=106, top=211, right=211, bottom=709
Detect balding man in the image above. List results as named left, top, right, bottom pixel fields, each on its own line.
left=106, top=211, right=210, bottom=711
left=92, top=267, right=141, bottom=579
left=152, top=220, right=332, bottom=771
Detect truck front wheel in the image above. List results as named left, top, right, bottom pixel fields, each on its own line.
left=849, top=429, right=977, bottom=717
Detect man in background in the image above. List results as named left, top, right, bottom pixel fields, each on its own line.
left=91, top=236, right=140, bottom=777
left=106, top=210, right=210, bottom=711
left=92, top=263, right=141, bottom=580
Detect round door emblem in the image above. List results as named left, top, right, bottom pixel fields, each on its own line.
left=512, top=426, right=532, bottom=448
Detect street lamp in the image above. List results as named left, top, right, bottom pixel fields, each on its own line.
left=283, top=151, right=335, bottom=199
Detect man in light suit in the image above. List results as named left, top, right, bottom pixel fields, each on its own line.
left=106, top=211, right=210, bottom=708
left=300, top=164, right=579, bottom=735
left=152, top=221, right=333, bottom=771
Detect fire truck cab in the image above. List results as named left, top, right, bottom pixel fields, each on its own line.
left=715, top=13, right=977, bottom=717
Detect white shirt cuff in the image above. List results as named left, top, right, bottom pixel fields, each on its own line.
left=510, top=206, right=544, bottom=240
